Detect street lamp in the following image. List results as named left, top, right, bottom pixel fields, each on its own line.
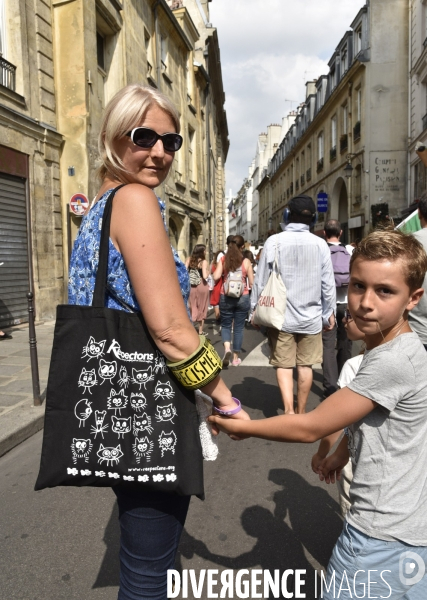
left=268, top=216, right=273, bottom=229
left=344, top=160, right=354, bottom=179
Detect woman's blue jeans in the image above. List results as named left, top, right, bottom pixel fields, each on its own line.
left=219, top=293, right=250, bottom=353
left=113, top=487, right=190, bottom=600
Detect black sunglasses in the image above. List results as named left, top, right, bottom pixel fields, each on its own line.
left=126, top=127, right=183, bottom=152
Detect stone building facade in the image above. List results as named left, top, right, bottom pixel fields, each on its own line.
left=0, top=0, right=228, bottom=326
left=257, top=0, right=409, bottom=243
left=409, top=0, right=427, bottom=204
left=0, top=0, right=63, bottom=328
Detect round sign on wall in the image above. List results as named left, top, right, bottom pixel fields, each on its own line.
left=69, top=193, right=89, bottom=216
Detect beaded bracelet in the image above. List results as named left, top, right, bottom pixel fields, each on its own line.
left=167, top=335, right=222, bottom=390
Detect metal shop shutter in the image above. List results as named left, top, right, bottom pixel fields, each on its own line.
left=0, top=173, right=30, bottom=328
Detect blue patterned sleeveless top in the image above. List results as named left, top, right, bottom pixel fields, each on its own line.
left=68, top=189, right=190, bottom=312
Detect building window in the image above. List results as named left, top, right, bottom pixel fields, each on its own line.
left=341, top=46, right=348, bottom=73
left=97, top=32, right=105, bottom=71
left=330, top=66, right=336, bottom=90
left=145, top=29, right=154, bottom=81
left=188, top=127, right=196, bottom=189
left=318, top=132, right=324, bottom=160
left=160, top=35, right=168, bottom=73
left=0, top=0, right=6, bottom=59
left=355, top=25, right=362, bottom=55
left=343, top=104, right=348, bottom=134
left=331, top=116, right=337, bottom=148
left=357, top=88, right=362, bottom=121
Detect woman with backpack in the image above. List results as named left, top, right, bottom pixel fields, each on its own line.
left=185, top=244, right=210, bottom=335
left=213, top=235, right=254, bottom=367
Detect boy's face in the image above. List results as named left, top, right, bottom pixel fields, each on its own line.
left=348, top=257, right=423, bottom=340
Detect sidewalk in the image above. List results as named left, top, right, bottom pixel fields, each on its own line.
left=0, top=320, right=55, bottom=457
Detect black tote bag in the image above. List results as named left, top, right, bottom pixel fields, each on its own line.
left=35, top=186, right=204, bottom=496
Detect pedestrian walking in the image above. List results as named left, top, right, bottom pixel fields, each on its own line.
left=209, top=251, right=222, bottom=322
left=251, top=195, right=336, bottom=414
left=185, top=244, right=210, bottom=335
left=67, top=83, right=249, bottom=600
left=322, top=219, right=353, bottom=398
left=214, top=235, right=254, bottom=367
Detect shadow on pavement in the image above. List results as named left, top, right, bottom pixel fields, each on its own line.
left=92, top=502, right=120, bottom=589
left=176, top=469, right=342, bottom=598
left=229, top=376, right=284, bottom=417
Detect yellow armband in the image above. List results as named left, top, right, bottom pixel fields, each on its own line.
left=167, top=335, right=222, bottom=390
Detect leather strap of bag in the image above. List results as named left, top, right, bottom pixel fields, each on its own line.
left=92, top=184, right=127, bottom=307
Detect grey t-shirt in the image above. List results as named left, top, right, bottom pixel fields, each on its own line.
left=408, top=228, right=427, bottom=344
left=346, top=332, right=427, bottom=545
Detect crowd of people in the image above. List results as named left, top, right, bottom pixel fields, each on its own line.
left=60, top=83, right=427, bottom=599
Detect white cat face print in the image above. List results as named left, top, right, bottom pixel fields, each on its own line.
left=97, top=444, right=124, bottom=467
left=133, top=413, right=154, bottom=436
left=154, top=352, right=167, bottom=375
left=132, top=437, right=154, bottom=463
left=153, top=381, right=175, bottom=402
left=82, top=336, right=106, bottom=361
left=71, top=438, right=93, bottom=464
left=118, top=365, right=130, bottom=388
left=155, top=404, right=177, bottom=424
left=111, top=416, right=131, bottom=439
left=107, top=389, right=128, bottom=414
left=158, top=431, right=177, bottom=457
left=74, top=399, right=93, bottom=427
left=131, top=366, right=154, bottom=389
left=98, top=359, right=117, bottom=384
left=130, top=392, right=147, bottom=412
left=78, top=368, right=97, bottom=394
left=90, top=410, right=108, bottom=438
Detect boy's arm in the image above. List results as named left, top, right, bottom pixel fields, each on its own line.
left=319, top=436, right=350, bottom=484
left=209, top=387, right=376, bottom=443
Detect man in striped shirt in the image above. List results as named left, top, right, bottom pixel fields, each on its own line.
left=252, top=195, right=336, bottom=414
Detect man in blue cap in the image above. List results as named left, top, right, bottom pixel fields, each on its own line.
left=252, top=195, right=336, bottom=413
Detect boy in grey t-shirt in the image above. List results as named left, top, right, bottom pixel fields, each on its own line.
left=210, top=228, right=427, bottom=599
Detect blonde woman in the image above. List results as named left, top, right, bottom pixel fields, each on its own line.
left=68, top=84, right=249, bottom=600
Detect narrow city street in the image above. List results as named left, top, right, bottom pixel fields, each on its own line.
left=0, top=318, right=342, bottom=600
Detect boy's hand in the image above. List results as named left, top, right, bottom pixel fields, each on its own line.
left=311, top=452, right=326, bottom=475
left=319, top=452, right=349, bottom=484
left=208, top=414, right=250, bottom=440
left=209, top=407, right=251, bottom=437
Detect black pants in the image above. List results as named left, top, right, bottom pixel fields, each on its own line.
left=322, top=304, right=352, bottom=398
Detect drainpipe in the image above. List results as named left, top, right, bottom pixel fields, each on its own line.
left=204, top=41, right=212, bottom=253
left=153, top=0, right=161, bottom=89
left=407, top=1, right=412, bottom=207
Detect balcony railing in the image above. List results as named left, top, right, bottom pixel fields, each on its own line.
left=353, top=121, right=361, bottom=141
left=317, top=158, right=324, bottom=173
left=306, top=168, right=311, bottom=181
left=0, top=57, right=16, bottom=91
left=340, top=134, right=348, bottom=153
left=423, top=113, right=427, bottom=132
left=330, top=146, right=337, bottom=162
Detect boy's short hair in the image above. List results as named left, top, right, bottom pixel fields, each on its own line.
left=324, top=219, right=342, bottom=239
left=350, top=228, right=427, bottom=291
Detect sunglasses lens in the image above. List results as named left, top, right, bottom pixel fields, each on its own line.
left=163, top=134, right=183, bottom=152
left=132, top=128, right=157, bottom=148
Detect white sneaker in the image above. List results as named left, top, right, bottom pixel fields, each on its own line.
left=222, top=350, right=232, bottom=368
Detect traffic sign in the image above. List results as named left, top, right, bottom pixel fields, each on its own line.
left=69, top=193, right=89, bottom=216
left=317, top=192, right=328, bottom=213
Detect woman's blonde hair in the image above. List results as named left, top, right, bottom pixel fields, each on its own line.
left=98, top=84, right=181, bottom=181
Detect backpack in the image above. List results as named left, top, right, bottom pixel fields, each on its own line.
left=329, top=244, right=351, bottom=287
left=223, top=264, right=244, bottom=298
left=189, top=268, right=202, bottom=287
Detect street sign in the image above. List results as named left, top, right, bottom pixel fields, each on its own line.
left=69, top=193, right=89, bottom=216
left=317, top=192, right=328, bottom=213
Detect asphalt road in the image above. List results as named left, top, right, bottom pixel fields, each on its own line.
left=0, top=320, right=342, bottom=600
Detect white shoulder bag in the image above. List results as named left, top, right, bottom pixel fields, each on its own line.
left=253, top=243, right=287, bottom=330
